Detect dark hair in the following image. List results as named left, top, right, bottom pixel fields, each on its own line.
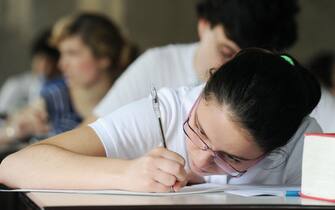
left=196, top=0, right=299, bottom=51
left=31, top=28, right=60, bottom=62
left=51, top=13, right=137, bottom=79
left=204, top=48, right=321, bottom=153
left=307, top=51, right=335, bottom=89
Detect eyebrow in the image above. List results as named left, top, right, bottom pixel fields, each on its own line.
left=195, top=109, right=254, bottom=161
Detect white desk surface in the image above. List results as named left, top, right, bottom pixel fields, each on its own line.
left=26, top=191, right=335, bottom=208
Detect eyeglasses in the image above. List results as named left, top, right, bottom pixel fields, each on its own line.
left=183, top=97, right=264, bottom=177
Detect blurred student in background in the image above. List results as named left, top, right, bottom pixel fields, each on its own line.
left=86, top=0, right=300, bottom=122
left=0, top=29, right=60, bottom=144
left=1, top=12, right=138, bottom=141
left=309, top=51, right=335, bottom=132
left=0, top=29, right=60, bottom=119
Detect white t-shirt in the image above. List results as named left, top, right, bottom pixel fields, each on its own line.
left=89, top=85, right=322, bottom=185
left=93, top=43, right=200, bottom=117
left=311, top=88, right=335, bottom=132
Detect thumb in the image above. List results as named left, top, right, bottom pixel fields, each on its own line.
left=172, top=179, right=188, bottom=192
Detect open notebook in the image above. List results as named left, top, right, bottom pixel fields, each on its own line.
left=0, top=183, right=299, bottom=197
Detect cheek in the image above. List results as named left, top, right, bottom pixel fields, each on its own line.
left=75, top=58, right=97, bottom=73
left=72, top=58, right=100, bottom=80
left=66, top=58, right=101, bottom=86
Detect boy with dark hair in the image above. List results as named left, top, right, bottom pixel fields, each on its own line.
left=87, top=0, right=300, bottom=120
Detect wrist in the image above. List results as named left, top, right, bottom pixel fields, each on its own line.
left=96, top=158, right=131, bottom=190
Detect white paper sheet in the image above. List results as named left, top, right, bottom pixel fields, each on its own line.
left=0, top=183, right=300, bottom=197
left=0, top=183, right=231, bottom=196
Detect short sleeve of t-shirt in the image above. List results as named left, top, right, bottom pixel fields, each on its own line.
left=89, top=86, right=199, bottom=160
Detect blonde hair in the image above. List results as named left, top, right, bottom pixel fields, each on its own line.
left=49, top=15, right=75, bottom=47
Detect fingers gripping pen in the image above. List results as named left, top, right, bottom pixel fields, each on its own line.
left=151, top=87, right=175, bottom=192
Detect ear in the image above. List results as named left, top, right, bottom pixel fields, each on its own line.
left=197, top=18, right=211, bottom=40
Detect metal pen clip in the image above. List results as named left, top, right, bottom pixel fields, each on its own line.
left=151, top=87, right=161, bottom=118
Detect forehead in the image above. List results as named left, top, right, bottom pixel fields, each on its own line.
left=58, top=35, right=86, bottom=50
left=196, top=98, right=264, bottom=159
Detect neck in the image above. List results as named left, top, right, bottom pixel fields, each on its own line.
left=69, top=74, right=113, bottom=118
left=193, top=46, right=210, bottom=82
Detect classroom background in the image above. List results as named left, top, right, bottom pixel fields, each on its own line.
left=0, top=0, right=335, bottom=85
left=0, top=1, right=335, bottom=209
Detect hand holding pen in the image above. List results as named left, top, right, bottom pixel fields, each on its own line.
left=118, top=88, right=187, bottom=193
left=151, top=87, right=187, bottom=192
left=124, top=147, right=187, bottom=192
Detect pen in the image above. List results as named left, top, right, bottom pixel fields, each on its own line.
left=285, top=190, right=300, bottom=197
left=151, top=87, right=167, bottom=148
left=151, top=87, right=175, bottom=192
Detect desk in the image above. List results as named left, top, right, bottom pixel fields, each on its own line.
left=20, top=191, right=335, bottom=210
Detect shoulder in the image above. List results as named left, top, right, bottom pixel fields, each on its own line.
left=157, top=84, right=204, bottom=126
left=291, top=117, right=321, bottom=142
left=144, top=43, right=197, bottom=57
left=41, top=79, right=68, bottom=103
left=1, top=72, right=31, bottom=87
left=314, top=88, right=335, bottom=110
left=41, top=79, right=67, bottom=94
left=113, top=44, right=196, bottom=81
left=310, top=88, right=335, bottom=132
left=134, top=43, right=197, bottom=67
left=300, top=116, right=322, bottom=135
left=157, top=84, right=204, bottom=111
left=0, top=72, right=33, bottom=100
left=282, top=117, right=321, bottom=184
left=282, top=116, right=321, bottom=153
